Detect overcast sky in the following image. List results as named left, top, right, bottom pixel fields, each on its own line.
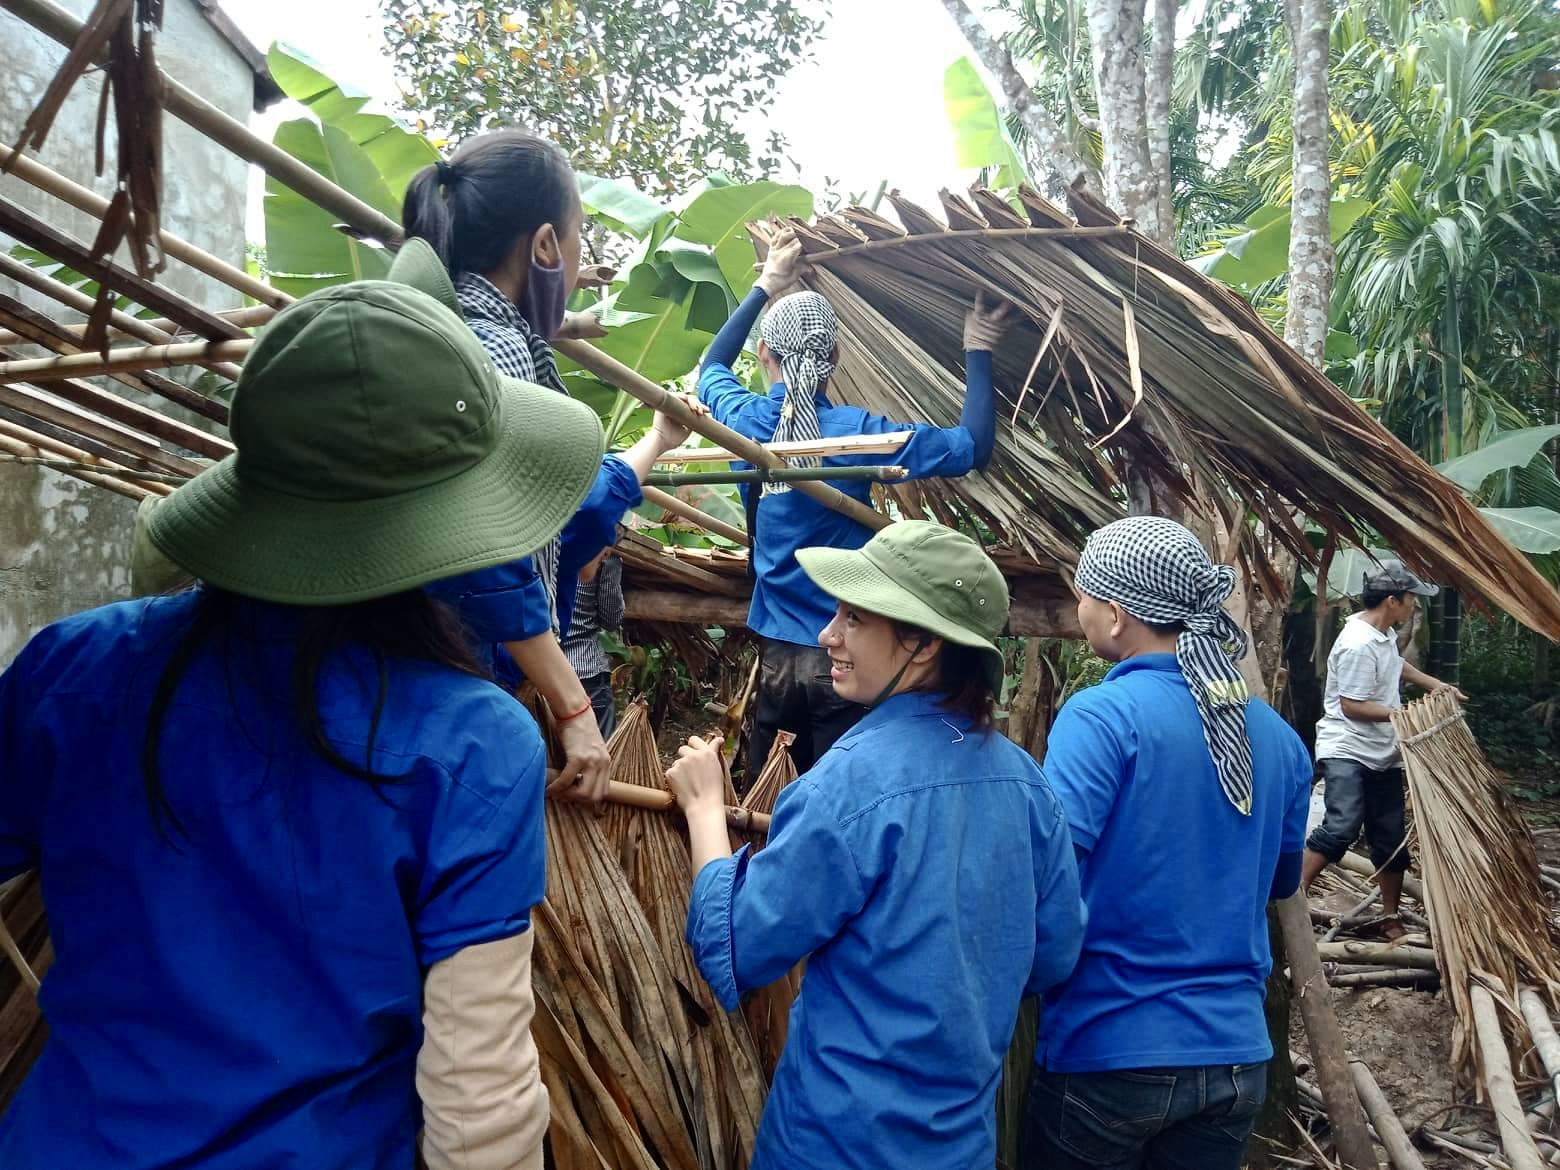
left=223, top=0, right=984, bottom=242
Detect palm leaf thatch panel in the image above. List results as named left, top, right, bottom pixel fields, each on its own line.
left=750, top=186, right=1560, bottom=641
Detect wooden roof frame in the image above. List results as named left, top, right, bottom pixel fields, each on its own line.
left=0, top=0, right=1556, bottom=642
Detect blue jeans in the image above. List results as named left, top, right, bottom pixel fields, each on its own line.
left=1021, top=1063, right=1267, bottom=1170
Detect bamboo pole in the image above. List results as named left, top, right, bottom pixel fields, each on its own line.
left=0, top=422, right=155, bottom=500
left=588, top=779, right=769, bottom=835
left=1472, top=982, right=1548, bottom=1170
left=1, top=0, right=403, bottom=249
left=0, top=145, right=288, bottom=312
left=555, top=337, right=889, bottom=533
left=1337, top=851, right=1425, bottom=903
left=0, top=252, right=246, bottom=380
left=645, top=464, right=907, bottom=487
left=0, top=303, right=275, bottom=347
left=0, top=339, right=252, bottom=383
left=1349, top=1058, right=1428, bottom=1170
left=1521, top=988, right=1560, bottom=1105
left=1329, top=969, right=1440, bottom=989
left=640, top=485, right=749, bottom=547
left=656, top=431, right=913, bottom=465
left=1274, top=892, right=1380, bottom=1170
left=1315, top=941, right=1439, bottom=970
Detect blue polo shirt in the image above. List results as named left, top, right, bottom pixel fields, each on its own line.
left=0, top=590, right=547, bottom=1169
left=427, top=453, right=642, bottom=684
left=1037, top=653, right=1312, bottom=1072
left=697, top=364, right=975, bottom=646
left=687, top=690, right=1084, bottom=1169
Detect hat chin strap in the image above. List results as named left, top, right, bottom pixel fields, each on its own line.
left=868, top=633, right=932, bottom=709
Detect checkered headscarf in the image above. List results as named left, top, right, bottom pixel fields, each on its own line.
left=759, top=292, right=836, bottom=496
left=1075, top=516, right=1255, bottom=814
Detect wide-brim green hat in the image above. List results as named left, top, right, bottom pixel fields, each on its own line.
left=148, top=279, right=604, bottom=605
left=797, top=520, right=1010, bottom=693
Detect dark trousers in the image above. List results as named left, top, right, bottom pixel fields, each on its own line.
left=746, top=637, right=865, bottom=782
left=1022, top=1064, right=1267, bottom=1170
left=581, top=670, right=617, bottom=738
left=1306, top=758, right=1411, bottom=871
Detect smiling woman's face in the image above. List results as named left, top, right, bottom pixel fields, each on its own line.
left=817, top=600, right=923, bottom=704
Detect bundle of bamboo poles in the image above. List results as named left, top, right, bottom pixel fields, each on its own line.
left=1393, top=689, right=1560, bottom=1093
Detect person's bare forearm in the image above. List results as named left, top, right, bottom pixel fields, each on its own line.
left=1340, top=697, right=1396, bottom=722
left=617, top=425, right=679, bottom=483
left=686, top=802, right=734, bottom=875
left=1401, top=662, right=1440, bottom=691
left=502, top=634, right=589, bottom=711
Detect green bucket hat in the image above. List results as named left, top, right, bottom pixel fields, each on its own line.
left=387, top=237, right=463, bottom=316
left=147, top=280, right=605, bottom=605
left=796, top=520, right=1010, bottom=692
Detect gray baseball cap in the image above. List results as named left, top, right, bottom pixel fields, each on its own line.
left=1363, top=560, right=1440, bottom=597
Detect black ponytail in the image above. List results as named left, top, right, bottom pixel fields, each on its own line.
left=402, top=130, right=579, bottom=278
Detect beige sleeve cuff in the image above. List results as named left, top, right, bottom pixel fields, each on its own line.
left=417, top=929, right=549, bottom=1170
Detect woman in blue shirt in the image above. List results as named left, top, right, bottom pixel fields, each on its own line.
left=699, top=233, right=1013, bottom=776
left=0, top=278, right=605, bottom=1168
left=666, top=520, right=1084, bottom=1170
left=401, top=131, right=707, bottom=800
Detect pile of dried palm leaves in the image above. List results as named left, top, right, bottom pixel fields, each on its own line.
left=751, top=188, right=1560, bottom=640
left=535, top=700, right=769, bottom=1169
left=1393, top=689, right=1560, bottom=1170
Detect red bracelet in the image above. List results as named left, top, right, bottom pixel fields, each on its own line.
left=556, top=699, right=594, bottom=723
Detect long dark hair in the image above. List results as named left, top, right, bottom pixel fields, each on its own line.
left=142, top=587, right=487, bottom=843
left=402, top=130, right=579, bottom=278
left=891, top=620, right=998, bottom=731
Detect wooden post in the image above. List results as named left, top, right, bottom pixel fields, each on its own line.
left=1337, top=852, right=1425, bottom=903
left=1349, top=1058, right=1427, bottom=1170
left=1274, top=892, right=1380, bottom=1170
left=1, top=0, right=403, bottom=249
left=556, top=337, right=890, bottom=533
left=656, top=431, right=914, bottom=465
left=1471, top=982, right=1547, bottom=1170
left=1314, top=941, right=1438, bottom=970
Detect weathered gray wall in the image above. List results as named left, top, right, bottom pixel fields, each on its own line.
left=0, top=0, right=254, bottom=663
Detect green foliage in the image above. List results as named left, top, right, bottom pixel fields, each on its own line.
left=944, top=58, right=1030, bottom=191
left=261, top=44, right=437, bottom=296
left=379, top=0, right=828, bottom=194
left=1192, top=198, right=1371, bottom=288
left=1437, top=424, right=1560, bottom=491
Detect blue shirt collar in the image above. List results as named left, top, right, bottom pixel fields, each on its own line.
left=767, top=379, right=832, bottom=407
left=1103, top=652, right=1182, bottom=682
left=838, top=689, right=969, bottom=745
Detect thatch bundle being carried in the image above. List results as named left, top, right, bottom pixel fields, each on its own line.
left=1392, top=689, right=1560, bottom=1084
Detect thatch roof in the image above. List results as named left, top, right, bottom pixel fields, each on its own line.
left=749, top=184, right=1560, bottom=640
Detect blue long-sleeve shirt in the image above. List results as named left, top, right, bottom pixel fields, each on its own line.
left=686, top=690, right=1084, bottom=1170
left=699, top=288, right=995, bottom=646
left=426, top=454, right=642, bottom=684
left=1038, top=654, right=1313, bottom=1072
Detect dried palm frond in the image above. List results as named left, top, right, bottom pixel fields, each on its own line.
left=594, top=701, right=765, bottom=1168
left=1393, top=689, right=1560, bottom=1085
left=751, top=188, right=1560, bottom=640
left=736, top=732, right=802, bottom=1080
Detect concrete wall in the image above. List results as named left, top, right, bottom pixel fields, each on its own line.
left=0, top=0, right=254, bottom=663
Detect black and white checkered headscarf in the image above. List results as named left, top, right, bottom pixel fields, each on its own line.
left=1075, top=516, right=1255, bottom=814
left=759, top=292, right=836, bottom=496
